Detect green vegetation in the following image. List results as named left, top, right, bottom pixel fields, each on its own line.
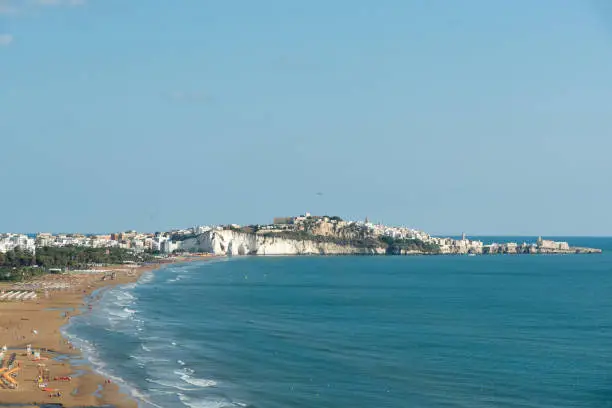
left=0, top=247, right=35, bottom=268
left=379, top=236, right=441, bottom=254
left=170, top=233, right=198, bottom=241
left=172, top=247, right=201, bottom=254
left=0, top=246, right=154, bottom=282
left=0, top=266, right=46, bottom=282
left=35, top=246, right=154, bottom=268
left=262, top=231, right=382, bottom=249
left=323, top=215, right=343, bottom=222
left=260, top=230, right=440, bottom=254
left=235, top=226, right=256, bottom=234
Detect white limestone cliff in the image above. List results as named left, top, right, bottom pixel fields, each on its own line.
left=177, top=230, right=385, bottom=256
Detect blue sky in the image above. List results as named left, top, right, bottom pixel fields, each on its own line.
left=1, top=0, right=611, bottom=235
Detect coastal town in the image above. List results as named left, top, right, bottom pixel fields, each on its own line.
left=0, top=217, right=604, bottom=405
left=0, top=213, right=602, bottom=257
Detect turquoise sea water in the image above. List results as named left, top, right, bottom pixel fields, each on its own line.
left=64, top=237, right=612, bottom=408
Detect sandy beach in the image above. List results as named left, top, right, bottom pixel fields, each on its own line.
left=0, top=255, right=212, bottom=407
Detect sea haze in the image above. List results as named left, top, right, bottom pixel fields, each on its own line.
left=64, top=237, right=612, bottom=408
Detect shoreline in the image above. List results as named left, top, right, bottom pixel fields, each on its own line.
left=0, top=255, right=216, bottom=408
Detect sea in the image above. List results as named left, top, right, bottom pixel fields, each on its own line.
left=62, top=237, right=612, bottom=408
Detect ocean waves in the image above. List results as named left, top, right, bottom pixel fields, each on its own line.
left=178, top=393, right=248, bottom=408
left=60, top=253, right=612, bottom=408
left=64, top=261, right=246, bottom=408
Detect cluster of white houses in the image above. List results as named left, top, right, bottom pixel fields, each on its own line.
left=0, top=231, right=183, bottom=254
left=0, top=233, right=35, bottom=254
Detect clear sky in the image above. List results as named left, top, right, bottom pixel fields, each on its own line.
left=1, top=0, right=611, bottom=235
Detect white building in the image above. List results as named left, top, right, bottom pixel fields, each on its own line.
left=0, top=233, right=35, bottom=254
left=161, top=240, right=178, bottom=254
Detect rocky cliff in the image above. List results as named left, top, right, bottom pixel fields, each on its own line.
left=174, top=229, right=602, bottom=256
left=177, top=229, right=386, bottom=256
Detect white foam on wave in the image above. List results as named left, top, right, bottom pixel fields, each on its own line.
left=102, top=298, right=142, bottom=330
left=61, top=288, right=170, bottom=408
left=145, top=377, right=198, bottom=392
left=122, top=282, right=138, bottom=290
left=112, top=299, right=135, bottom=309
left=130, top=354, right=170, bottom=364
left=102, top=288, right=140, bottom=329
left=62, top=327, right=165, bottom=408
left=62, top=260, right=242, bottom=408
left=178, top=393, right=232, bottom=408
left=115, top=290, right=136, bottom=302
left=134, top=338, right=176, bottom=354
left=173, top=369, right=217, bottom=388
left=183, top=377, right=218, bottom=388
left=106, top=307, right=137, bottom=323
left=107, top=310, right=130, bottom=320
left=139, top=272, right=155, bottom=284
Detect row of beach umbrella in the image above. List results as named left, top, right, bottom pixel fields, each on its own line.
left=0, top=291, right=38, bottom=301
left=14, top=282, right=70, bottom=290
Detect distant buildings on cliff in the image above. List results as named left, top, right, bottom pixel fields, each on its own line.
left=266, top=213, right=579, bottom=254
left=0, top=214, right=584, bottom=256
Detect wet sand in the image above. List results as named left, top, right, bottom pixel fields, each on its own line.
left=0, top=255, right=213, bottom=407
